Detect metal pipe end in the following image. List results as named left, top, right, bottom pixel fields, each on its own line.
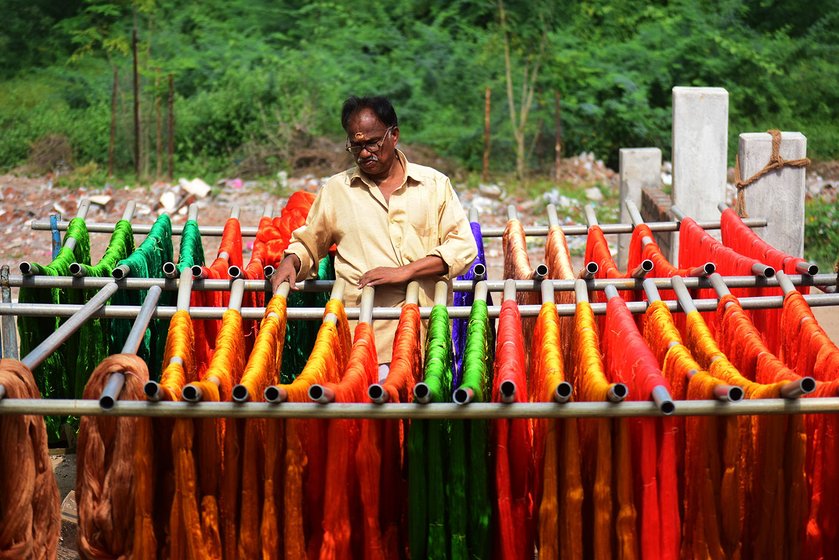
left=112, top=264, right=130, bottom=280
left=69, top=263, right=84, bottom=277
left=263, top=265, right=275, bottom=279
left=232, top=384, right=249, bottom=403
left=781, top=377, right=816, bottom=399
left=500, top=380, right=516, bottom=403
left=413, top=382, right=432, bottom=404
left=641, top=259, right=653, bottom=272
left=228, top=265, right=242, bottom=279
left=796, top=262, right=819, bottom=276
left=191, top=265, right=204, bottom=279
left=309, top=384, right=335, bottom=404
left=99, top=395, right=117, bottom=410
left=554, top=381, right=573, bottom=403
left=144, top=381, right=161, bottom=402
left=713, top=384, right=744, bottom=402
left=651, top=385, right=675, bottom=415
left=368, top=384, right=389, bottom=404
left=19, top=262, right=33, bottom=275
left=162, top=262, right=178, bottom=278
left=182, top=384, right=202, bottom=403
left=607, top=383, right=628, bottom=403
left=532, top=263, right=549, bottom=281
left=704, top=262, right=716, bottom=275
left=472, top=263, right=487, bottom=281
left=453, top=387, right=474, bottom=405
left=264, top=385, right=288, bottom=404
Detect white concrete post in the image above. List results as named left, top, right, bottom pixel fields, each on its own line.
left=618, top=148, right=661, bottom=266
left=738, top=132, right=807, bottom=257
left=671, top=87, right=729, bottom=261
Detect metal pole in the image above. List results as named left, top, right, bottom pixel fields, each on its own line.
left=574, top=279, right=589, bottom=304
left=112, top=264, right=131, bottom=280
left=330, top=278, right=346, bottom=301
left=358, top=286, right=375, bottom=324
left=532, top=263, right=548, bottom=281
left=670, top=205, right=686, bottom=221
left=472, top=263, right=487, bottom=282
left=6, top=273, right=836, bottom=293
left=584, top=205, right=599, bottom=227
left=228, top=279, right=245, bottom=312
left=188, top=204, right=199, bottom=222
left=547, top=204, right=560, bottom=228
left=642, top=278, right=661, bottom=303
left=176, top=271, right=193, bottom=311
left=163, top=261, right=179, bottom=279
left=229, top=205, right=240, bottom=220
left=671, top=276, right=698, bottom=314
left=507, top=205, right=518, bottom=222
left=1, top=266, right=18, bottom=360
left=795, top=262, right=819, bottom=276
left=578, top=262, right=598, bottom=280
left=751, top=263, right=775, bottom=278
left=122, top=201, right=137, bottom=221
left=630, top=259, right=654, bottom=279
left=99, top=285, right=163, bottom=409
left=434, top=281, right=448, bottom=306
left=687, top=263, right=716, bottom=277
left=625, top=199, right=644, bottom=226
left=503, top=278, right=516, bottom=302
left=405, top=281, right=420, bottom=305
left=32, top=218, right=769, bottom=237
left=20, top=282, right=120, bottom=371
left=469, top=206, right=479, bottom=222
left=474, top=281, right=489, bottom=303
left=780, top=377, right=816, bottom=399
left=1, top=397, right=838, bottom=419
left=2, top=293, right=838, bottom=321
left=541, top=277, right=555, bottom=304
left=775, top=270, right=797, bottom=296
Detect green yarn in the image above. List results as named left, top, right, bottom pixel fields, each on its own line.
left=109, top=214, right=175, bottom=379
left=176, top=219, right=205, bottom=273
left=409, top=303, right=454, bottom=559
left=18, top=217, right=91, bottom=440
left=280, top=255, right=334, bottom=383
left=72, top=219, right=135, bottom=399
left=458, top=298, right=492, bottom=560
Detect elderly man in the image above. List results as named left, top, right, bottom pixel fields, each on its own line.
left=272, top=95, right=477, bottom=377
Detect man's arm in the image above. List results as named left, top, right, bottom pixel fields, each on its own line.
left=357, top=255, right=446, bottom=288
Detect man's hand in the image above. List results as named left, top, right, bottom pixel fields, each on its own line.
left=358, top=266, right=411, bottom=288
left=271, top=254, right=301, bottom=292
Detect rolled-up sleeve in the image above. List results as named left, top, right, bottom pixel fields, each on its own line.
left=427, top=179, right=477, bottom=280
left=284, top=187, right=335, bottom=282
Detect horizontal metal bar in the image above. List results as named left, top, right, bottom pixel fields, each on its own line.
left=1, top=293, right=837, bottom=321
left=32, top=218, right=769, bottom=238
left=0, top=398, right=837, bottom=419
left=6, top=273, right=836, bottom=293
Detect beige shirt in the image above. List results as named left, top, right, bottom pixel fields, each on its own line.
left=285, top=150, right=477, bottom=362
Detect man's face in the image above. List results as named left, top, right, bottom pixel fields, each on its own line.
left=346, top=108, right=399, bottom=179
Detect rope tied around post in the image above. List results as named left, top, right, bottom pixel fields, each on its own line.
left=733, top=129, right=810, bottom=217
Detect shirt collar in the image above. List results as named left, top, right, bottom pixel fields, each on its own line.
left=349, top=149, right=419, bottom=188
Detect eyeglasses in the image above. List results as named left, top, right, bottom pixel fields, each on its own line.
left=345, top=126, right=395, bottom=155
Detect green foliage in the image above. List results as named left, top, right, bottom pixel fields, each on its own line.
left=804, top=197, right=839, bottom=271
left=0, top=0, right=837, bottom=178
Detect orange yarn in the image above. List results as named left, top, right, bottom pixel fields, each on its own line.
left=544, top=225, right=576, bottom=366
left=356, top=302, right=422, bottom=560
left=134, top=309, right=197, bottom=560
left=570, top=301, right=635, bottom=559
left=503, top=218, right=540, bottom=358
left=275, top=299, right=350, bottom=559
left=531, top=301, right=582, bottom=560
left=76, top=354, right=150, bottom=559
left=0, top=359, right=60, bottom=560
left=236, top=294, right=288, bottom=558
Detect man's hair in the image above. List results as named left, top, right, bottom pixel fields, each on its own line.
left=341, top=96, right=398, bottom=132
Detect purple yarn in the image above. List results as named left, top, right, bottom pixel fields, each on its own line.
left=452, top=221, right=490, bottom=388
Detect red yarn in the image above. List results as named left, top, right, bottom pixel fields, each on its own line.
left=492, top=299, right=533, bottom=559
left=603, top=296, right=679, bottom=560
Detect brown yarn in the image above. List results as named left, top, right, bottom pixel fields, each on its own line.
left=733, top=129, right=810, bottom=217
left=75, top=354, right=150, bottom=559
left=0, top=359, right=60, bottom=559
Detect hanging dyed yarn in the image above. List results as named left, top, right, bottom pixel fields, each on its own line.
left=0, top=359, right=60, bottom=560
left=408, top=303, right=453, bottom=560
left=274, top=299, right=351, bottom=559
left=502, top=218, right=540, bottom=354
left=492, top=299, right=534, bottom=560
left=17, top=217, right=91, bottom=439
left=779, top=291, right=839, bottom=560
left=70, top=219, right=136, bottom=398
left=643, top=301, right=740, bottom=559
left=231, top=294, right=287, bottom=558
left=133, top=307, right=197, bottom=560
left=677, top=216, right=779, bottom=350
left=76, top=354, right=149, bottom=559
left=319, top=321, right=379, bottom=560
left=545, top=223, right=576, bottom=362
left=452, top=221, right=493, bottom=387
left=720, top=207, right=811, bottom=278
left=357, top=301, right=423, bottom=560
left=450, top=297, right=492, bottom=560
left=712, top=294, right=808, bottom=559
left=569, top=299, right=636, bottom=559
left=110, top=213, right=175, bottom=379
left=530, top=299, right=582, bottom=560
left=283, top=256, right=334, bottom=381
left=603, top=296, right=679, bottom=560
